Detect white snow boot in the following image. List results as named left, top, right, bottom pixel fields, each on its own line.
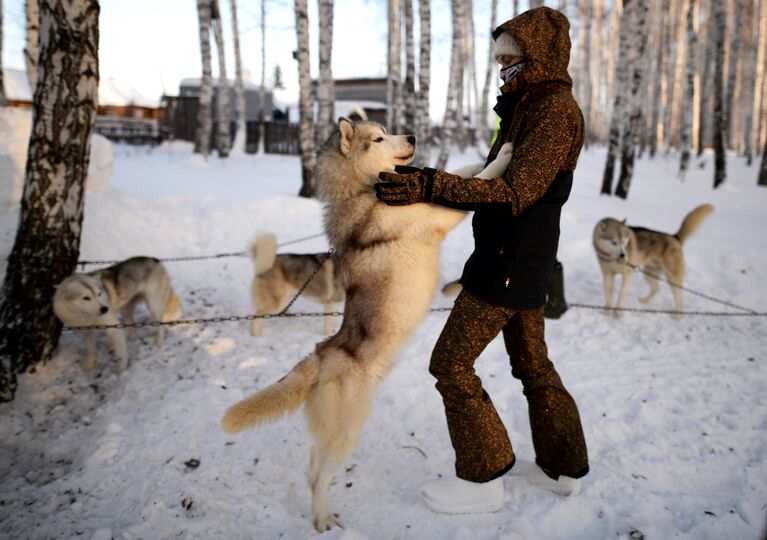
left=420, top=476, right=505, bottom=514
left=526, top=469, right=581, bottom=496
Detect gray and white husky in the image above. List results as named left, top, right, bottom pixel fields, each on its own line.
left=222, top=118, right=514, bottom=531
left=592, top=204, right=713, bottom=318
left=53, top=257, right=181, bottom=373
left=248, top=232, right=344, bottom=336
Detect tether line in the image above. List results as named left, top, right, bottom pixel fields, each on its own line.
left=75, top=232, right=327, bottom=268
left=60, top=303, right=767, bottom=331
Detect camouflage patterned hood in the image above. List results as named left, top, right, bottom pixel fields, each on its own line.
left=492, top=6, right=573, bottom=90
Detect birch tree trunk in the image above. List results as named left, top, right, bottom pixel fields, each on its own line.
left=295, top=0, right=316, bottom=197
left=759, top=138, right=767, bottom=185
left=529, top=0, right=545, bottom=8
left=745, top=0, right=764, bottom=165
left=24, top=0, right=40, bottom=92
left=513, top=0, right=519, bottom=17
left=0, top=0, right=99, bottom=402
left=211, top=0, right=230, bottom=158
left=579, top=0, right=593, bottom=148
left=678, top=0, right=697, bottom=176
left=601, top=0, right=630, bottom=195
left=464, top=0, right=479, bottom=149
left=712, top=0, right=726, bottom=188
left=402, top=0, right=417, bottom=137
left=615, top=0, right=649, bottom=199
left=257, top=0, right=266, bottom=153
left=725, top=0, right=745, bottom=148
left=649, top=0, right=666, bottom=157
left=436, top=0, right=465, bottom=169
left=387, top=0, right=402, bottom=132
left=0, top=0, right=6, bottom=106
left=316, top=0, right=335, bottom=147
left=414, top=0, right=431, bottom=166
left=479, top=0, right=499, bottom=149
left=195, top=0, right=213, bottom=158
left=230, top=0, right=247, bottom=155
left=668, top=0, right=688, bottom=147
left=754, top=0, right=767, bottom=156
left=697, top=0, right=713, bottom=155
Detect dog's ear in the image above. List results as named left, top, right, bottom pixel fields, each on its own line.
left=338, top=117, right=353, bottom=157
left=621, top=218, right=627, bottom=225
left=598, top=221, right=606, bottom=231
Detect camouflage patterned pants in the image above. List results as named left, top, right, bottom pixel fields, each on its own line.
left=429, top=289, right=589, bottom=483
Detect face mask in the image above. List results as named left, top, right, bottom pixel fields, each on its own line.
left=500, top=61, right=528, bottom=84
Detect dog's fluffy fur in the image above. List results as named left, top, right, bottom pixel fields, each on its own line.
left=592, top=204, right=714, bottom=317
left=221, top=118, right=513, bottom=531
left=248, top=232, right=344, bottom=336
left=53, top=257, right=181, bottom=372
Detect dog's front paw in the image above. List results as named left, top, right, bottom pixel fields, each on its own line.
left=313, top=513, right=343, bottom=532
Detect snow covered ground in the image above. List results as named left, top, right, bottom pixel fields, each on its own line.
left=1, top=141, right=766, bottom=540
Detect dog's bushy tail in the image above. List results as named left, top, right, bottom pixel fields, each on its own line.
left=250, top=233, right=278, bottom=275
left=220, top=354, right=319, bottom=434
left=674, top=204, right=714, bottom=245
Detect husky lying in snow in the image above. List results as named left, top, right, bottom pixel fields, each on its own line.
left=248, top=232, right=344, bottom=336
left=53, top=257, right=181, bottom=372
left=592, top=204, right=713, bottom=318
left=221, top=118, right=514, bottom=531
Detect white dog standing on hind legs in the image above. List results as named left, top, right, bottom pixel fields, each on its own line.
left=221, top=117, right=514, bottom=531
left=53, top=257, right=181, bottom=373
left=592, top=203, right=714, bottom=318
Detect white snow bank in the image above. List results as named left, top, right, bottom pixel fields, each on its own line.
left=0, top=108, right=114, bottom=212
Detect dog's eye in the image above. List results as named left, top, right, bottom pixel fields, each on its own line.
left=373, top=137, right=384, bottom=143
left=82, top=296, right=91, bottom=301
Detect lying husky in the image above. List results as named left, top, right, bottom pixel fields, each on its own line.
left=248, top=232, right=344, bottom=336
left=222, top=118, right=513, bottom=531
left=592, top=204, right=713, bottom=318
left=53, top=257, right=181, bottom=372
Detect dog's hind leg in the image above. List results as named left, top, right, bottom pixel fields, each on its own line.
left=305, top=368, right=376, bottom=531
left=639, top=262, right=661, bottom=305
left=144, top=294, right=169, bottom=347
left=121, top=297, right=141, bottom=339
left=664, top=260, right=685, bottom=319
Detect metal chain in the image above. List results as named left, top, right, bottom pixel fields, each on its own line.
left=75, top=232, right=328, bottom=268
left=623, top=261, right=758, bottom=314
left=278, top=249, right=335, bottom=315
left=61, top=302, right=767, bottom=332
left=568, top=302, right=767, bottom=317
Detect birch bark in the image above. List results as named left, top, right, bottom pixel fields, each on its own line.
left=24, top=0, right=40, bottom=92
left=295, top=0, right=316, bottom=197
left=211, top=0, right=230, bottom=157
left=316, top=0, right=335, bottom=147
left=0, top=0, right=99, bottom=401
left=195, top=0, right=213, bottom=158
left=230, top=0, right=247, bottom=154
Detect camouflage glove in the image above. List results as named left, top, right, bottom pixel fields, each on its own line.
left=375, top=165, right=440, bottom=205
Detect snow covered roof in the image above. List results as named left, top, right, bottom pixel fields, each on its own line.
left=178, top=77, right=264, bottom=91
left=99, top=77, right=159, bottom=108
left=2, top=68, right=160, bottom=108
